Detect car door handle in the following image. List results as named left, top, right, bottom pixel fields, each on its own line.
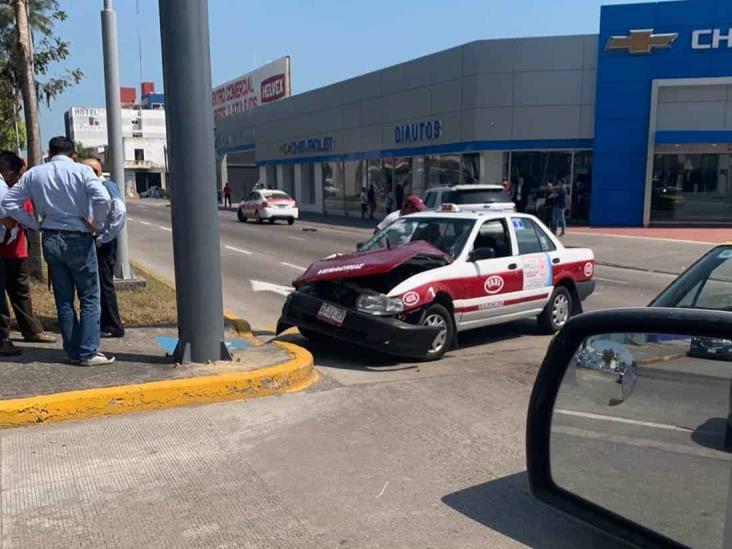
left=508, top=263, right=518, bottom=270
left=552, top=258, right=560, bottom=264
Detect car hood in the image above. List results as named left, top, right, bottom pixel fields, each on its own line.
left=296, top=241, right=451, bottom=284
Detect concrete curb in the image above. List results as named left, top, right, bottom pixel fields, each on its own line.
left=0, top=340, right=317, bottom=428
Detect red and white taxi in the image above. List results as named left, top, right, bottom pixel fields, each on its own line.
left=237, top=189, right=298, bottom=225
left=277, top=207, right=594, bottom=360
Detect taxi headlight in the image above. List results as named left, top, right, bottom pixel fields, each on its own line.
left=356, top=293, right=404, bottom=316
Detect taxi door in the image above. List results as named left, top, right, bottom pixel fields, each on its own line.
left=458, top=218, right=524, bottom=329
left=510, top=217, right=555, bottom=314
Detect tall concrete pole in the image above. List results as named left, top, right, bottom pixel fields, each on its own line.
left=101, top=0, right=131, bottom=279
left=158, top=0, right=229, bottom=363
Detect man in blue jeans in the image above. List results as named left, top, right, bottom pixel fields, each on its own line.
left=551, top=179, right=568, bottom=237
left=2, top=137, right=112, bottom=366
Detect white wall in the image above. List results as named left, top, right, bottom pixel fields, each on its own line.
left=123, top=137, right=167, bottom=168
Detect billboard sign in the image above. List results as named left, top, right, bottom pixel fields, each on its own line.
left=212, top=56, right=291, bottom=120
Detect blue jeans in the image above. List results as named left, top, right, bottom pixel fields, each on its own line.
left=552, top=207, right=567, bottom=235
left=42, top=232, right=101, bottom=360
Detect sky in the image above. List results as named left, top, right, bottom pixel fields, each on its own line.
left=39, top=0, right=635, bottom=139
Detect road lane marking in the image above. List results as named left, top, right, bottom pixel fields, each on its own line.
left=593, top=277, right=631, bottom=285
left=281, top=262, right=305, bottom=270
left=556, top=409, right=692, bottom=432
left=127, top=216, right=134, bottom=221
left=568, top=231, right=716, bottom=246
left=288, top=236, right=305, bottom=242
left=554, top=425, right=730, bottom=462
left=159, top=226, right=172, bottom=232
left=139, top=221, right=152, bottom=226
left=224, top=245, right=252, bottom=255
left=251, top=280, right=293, bottom=297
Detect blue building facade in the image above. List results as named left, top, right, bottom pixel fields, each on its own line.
left=593, top=0, right=732, bottom=225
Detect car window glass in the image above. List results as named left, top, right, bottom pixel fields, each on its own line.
left=512, top=217, right=542, bottom=254
left=446, top=188, right=511, bottom=205
left=531, top=220, right=556, bottom=252
left=423, top=192, right=437, bottom=209
left=474, top=220, right=511, bottom=258
left=360, top=217, right=474, bottom=259
left=654, top=248, right=732, bottom=311
left=692, top=257, right=732, bottom=309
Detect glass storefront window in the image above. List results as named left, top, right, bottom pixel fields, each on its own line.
left=281, top=165, right=295, bottom=198
left=322, top=161, right=344, bottom=214
left=510, top=151, right=573, bottom=225
left=265, top=165, right=278, bottom=189
left=462, top=153, right=480, bottom=184
left=301, top=163, right=316, bottom=206
left=367, top=159, right=386, bottom=217
left=426, top=154, right=460, bottom=189
left=651, top=153, right=732, bottom=223
left=343, top=160, right=365, bottom=217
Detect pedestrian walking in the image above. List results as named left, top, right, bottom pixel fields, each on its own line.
left=2, top=137, right=113, bottom=366
left=552, top=179, right=568, bottom=236
left=394, top=183, right=404, bottom=211
left=223, top=182, right=232, bottom=208
left=0, top=151, right=56, bottom=345
left=367, top=184, right=377, bottom=220
left=359, top=186, right=369, bottom=219
left=82, top=159, right=126, bottom=339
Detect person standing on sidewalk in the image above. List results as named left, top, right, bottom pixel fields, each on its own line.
left=0, top=151, right=56, bottom=345
left=82, top=159, right=126, bottom=339
left=223, top=182, right=232, bottom=208
left=367, top=184, right=377, bottom=220
left=359, top=186, right=369, bottom=219
left=2, top=137, right=113, bottom=366
left=552, top=179, right=568, bottom=237
left=0, top=162, right=21, bottom=356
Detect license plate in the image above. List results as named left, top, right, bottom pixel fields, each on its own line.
left=277, top=204, right=288, bottom=208
left=317, top=303, right=347, bottom=327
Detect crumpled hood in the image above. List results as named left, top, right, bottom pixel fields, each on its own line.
left=296, top=241, right=450, bottom=284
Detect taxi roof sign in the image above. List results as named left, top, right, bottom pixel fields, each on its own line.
left=439, top=203, right=461, bottom=212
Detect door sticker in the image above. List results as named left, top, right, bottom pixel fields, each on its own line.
left=484, top=275, right=504, bottom=294
left=522, top=253, right=552, bottom=290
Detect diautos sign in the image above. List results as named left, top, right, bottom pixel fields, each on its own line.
left=395, top=119, right=442, bottom=144
left=280, top=136, right=336, bottom=155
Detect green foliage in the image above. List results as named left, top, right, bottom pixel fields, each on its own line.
left=74, top=141, right=97, bottom=160
left=0, top=0, right=83, bottom=132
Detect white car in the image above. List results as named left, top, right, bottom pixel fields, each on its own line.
left=278, top=207, right=595, bottom=360
left=422, top=184, right=515, bottom=213
left=237, top=189, right=299, bottom=225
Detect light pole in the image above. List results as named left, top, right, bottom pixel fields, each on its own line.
left=158, top=0, right=229, bottom=363
left=100, top=0, right=131, bottom=279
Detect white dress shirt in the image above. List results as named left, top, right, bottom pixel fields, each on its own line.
left=2, top=155, right=110, bottom=233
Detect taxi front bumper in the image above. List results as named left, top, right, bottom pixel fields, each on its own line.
left=277, top=291, right=440, bottom=358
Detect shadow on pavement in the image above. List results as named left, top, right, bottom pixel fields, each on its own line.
left=442, top=472, right=629, bottom=548
left=691, top=417, right=732, bottom=453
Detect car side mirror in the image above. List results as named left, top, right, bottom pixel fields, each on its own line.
left=469, top=247, right=496, bottom=261
left=527, top=308, right=732, bottom=549
left=356, top=242, right=365, bottom=251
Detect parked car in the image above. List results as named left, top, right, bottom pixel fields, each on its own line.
left=237, top=189, right=298, bottom=225
left=277, top=208, right=594, bottom=360
left=422, top=184, right=515, bottom=213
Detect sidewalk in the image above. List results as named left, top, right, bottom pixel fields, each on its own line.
left=0, top=324, right=316, bottom=428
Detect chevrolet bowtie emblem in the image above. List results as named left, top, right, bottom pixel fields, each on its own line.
left=606, top=29, right=678, bottom=54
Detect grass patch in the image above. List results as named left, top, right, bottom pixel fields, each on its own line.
left=26, top=266, right=177, bottom=331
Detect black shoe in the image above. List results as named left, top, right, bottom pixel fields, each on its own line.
left=101, top=330, right=125, bottom=338
left=0, top=340, right=22, bottom=356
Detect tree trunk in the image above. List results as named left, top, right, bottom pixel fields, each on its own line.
left=14, top=0, right=43, bottom=279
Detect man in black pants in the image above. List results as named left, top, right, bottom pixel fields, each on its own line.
left=82, top=159, right=125, bottom=338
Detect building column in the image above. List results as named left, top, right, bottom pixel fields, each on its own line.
left=479, top=152, right=504, bottom=185
left=294, top=164, right=303, bottom=204
left=276, top=165, right=284, bottom=190
left=259, top=165, right=266, bottom=186
left=217, top=154, right=228, bottom=192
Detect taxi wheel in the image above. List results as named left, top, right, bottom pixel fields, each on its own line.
left=288, top=218, right=295, bottom=225
left=255, top=210, right=263, bottom=224
left=237, top=208, right=246, bottom=222
left=417, top=303, right=454, bottom=361
left=538, top=286, right=573, bottom=334
left=269, top=218, right=276, bottom=224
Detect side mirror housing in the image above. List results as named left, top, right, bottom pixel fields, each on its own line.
left=469, top=247, right=496, bottom=262
left=356, top=242, right=365, bottom=251
left=527, top=308, right=732, bottom=549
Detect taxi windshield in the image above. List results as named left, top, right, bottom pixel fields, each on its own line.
left=652, top=246, right=732, bottom=311
left=360, top=217, right=475, bottom=259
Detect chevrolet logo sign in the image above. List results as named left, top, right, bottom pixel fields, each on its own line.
left=606, top=29, right=678, bottom=54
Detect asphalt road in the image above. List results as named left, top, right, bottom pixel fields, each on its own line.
left=6, top=200, right=708, bottom=547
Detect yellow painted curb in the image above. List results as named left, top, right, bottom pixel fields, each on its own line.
left=0, top=341, right=316, bottom=429
left=131, top=260, right=176, bottom=290
left=636, top=353, right=686, bottom=366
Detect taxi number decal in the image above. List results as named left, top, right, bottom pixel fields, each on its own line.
left=479, top=300, right=504, bottom=310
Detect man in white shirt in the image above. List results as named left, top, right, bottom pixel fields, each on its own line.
left=2, top=137, right=113, bottom=366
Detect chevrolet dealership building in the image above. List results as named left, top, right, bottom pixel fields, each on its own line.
left=215, top=0, right=732, bottom=226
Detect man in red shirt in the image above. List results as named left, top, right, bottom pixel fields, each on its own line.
left=0, top=151, right=55, bottom=343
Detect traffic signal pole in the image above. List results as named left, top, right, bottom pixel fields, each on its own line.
left=158, top=0, right=230, bottom=363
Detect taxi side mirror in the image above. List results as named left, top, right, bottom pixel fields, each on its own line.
left=469, top=247, right=495, bottom=262
left=527, top=307, right=732, bottom=549
left=356, top=242, right=365, bottom=251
